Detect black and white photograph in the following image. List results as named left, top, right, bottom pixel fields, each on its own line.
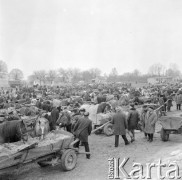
left=0, top=0, right=182, bottom=179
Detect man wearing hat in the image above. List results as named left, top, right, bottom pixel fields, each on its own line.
left=36, top=98, right=42, bottom=109
left=140, top=104, right=148, bottom=138
left=144, top=106, right=157, bottom=142
left=14, top=101, right=21, bottom=109
left=50, top=104, right=59, bottom=131
left=111, top=106, right=129, bottom=147
left=73, top=111, right=92, bottom=159
left=71, top=108, right=86, bottom=131
left=127, top=103, right=140, bottom=142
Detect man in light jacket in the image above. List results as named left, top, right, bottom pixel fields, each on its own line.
left=175, top=92, right=182, bottom=110
left=144, top=106, right=158, bottom=142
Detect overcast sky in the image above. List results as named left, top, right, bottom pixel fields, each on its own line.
left=1, top=0, right=182, bottom=79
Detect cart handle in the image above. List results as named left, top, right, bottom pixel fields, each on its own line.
left=68, top=147, right=91, bottom=155
left=91, top=121, right=110, bottom=134
left=69, top=138, right=80, bottom=148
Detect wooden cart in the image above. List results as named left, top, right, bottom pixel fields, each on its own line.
left=0, top=130, right=78, bottom=174
left=159, top=116, right=182, bottom=141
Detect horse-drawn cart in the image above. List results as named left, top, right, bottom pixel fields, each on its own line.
left=80, top=104, right=114, bottom=136
left=0, top=130, right=78, bottom=174
left=159, top=116, right=182, bottom=141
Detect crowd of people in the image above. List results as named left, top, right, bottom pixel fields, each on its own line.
left=0, top=82, right=182, bottom=158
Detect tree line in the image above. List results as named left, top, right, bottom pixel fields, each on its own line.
left=28, top=68, right=102, bottom=85
left=0, top=60, right=181, bottom=84
left=0, top=60, right=24, bottom=81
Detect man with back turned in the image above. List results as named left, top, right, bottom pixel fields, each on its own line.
left=111, top=107, right=129, bottom=147
left=73, top=111, right=92, bottom=159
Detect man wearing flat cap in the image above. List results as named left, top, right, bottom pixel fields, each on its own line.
left=127, top=103, right=140, bottom=142
left=73, top=111, right=92, bottom=159
left=71, top=108, right=86, bottom=131
left=144, top=106, right=157, bottom=142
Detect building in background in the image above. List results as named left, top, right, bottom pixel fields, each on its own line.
left=147, top=76, right=174, bottom=85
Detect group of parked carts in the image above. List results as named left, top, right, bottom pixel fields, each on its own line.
left=0, top=102, right=182, bottom=175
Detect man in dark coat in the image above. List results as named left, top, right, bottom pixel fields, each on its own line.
left=73, top=112, right=92, bottom=159
left=167, top=95, right=173, bottom=112
left=36, top=99, right=42, bottom=109
left=71, top=108, right=85, bottom=132
left=127, top=104, right=140, bottom=142
left=111, top=107, right=129, bottom=147
left=50, top=106, right=59, bottom=130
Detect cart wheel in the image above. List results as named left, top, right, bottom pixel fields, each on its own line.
left=103, top=123, right=114, bottom=136
left=61, top=149, right=77, bottom=171
left=160, top=128, right=169, bottom=141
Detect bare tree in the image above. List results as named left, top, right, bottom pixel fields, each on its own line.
left=82, top=70, right=92, bottom=82
left=47, top=70, right=57, bottom=85
left=58, top=68, right=68, bottom=82
left=108, top=68, right=118, bottom=82
left=66, top=68, right=74, bottom=82
left=110, top=67, right=118, bottom=77
left=133, top=69, right=141, bottom=76
left=71, top=68, right=81, bottom=83
left=33, top=70, right=46, bottom=85
left=166, top=63, right=181, bottom=77
left=89, top=68, right=101, bottom=79
left=148, top=63, right=165, bottom=76
left=9, top=68, right=24, bottom=81
left=0, top=60, right=8, bottom=78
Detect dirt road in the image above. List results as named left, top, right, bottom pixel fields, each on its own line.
left=2, top=109, right=182, bottom=180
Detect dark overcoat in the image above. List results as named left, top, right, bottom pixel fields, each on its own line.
left=36, top=101, right=42, bottom=109
left=111, top=112, right=127, bottom=135
left=73, top=117, right=92, bottom=142
left=50, top=107, right=59, bottom=130
left=127, top=108, right=140, bottom=130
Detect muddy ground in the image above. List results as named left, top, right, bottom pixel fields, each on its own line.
left=1, top=106, right=182, bottom=180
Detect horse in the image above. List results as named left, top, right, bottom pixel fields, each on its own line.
left=0, top=120, right=28, bottom=144
left=34, top=117, right=50, bottom=139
